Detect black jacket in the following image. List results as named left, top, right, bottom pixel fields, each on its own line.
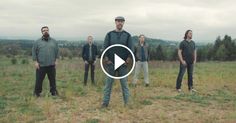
left=82, top=43, right=98, bottom=61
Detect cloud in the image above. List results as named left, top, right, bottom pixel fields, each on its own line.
left=0, top=0, right=235, bottom=41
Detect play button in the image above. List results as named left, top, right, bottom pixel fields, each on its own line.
left=100, top=44, right=135, bottom=79
left=114, top=54, right=125, bottom=70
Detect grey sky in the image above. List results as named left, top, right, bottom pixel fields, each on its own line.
left=0, top=0, right=235, bottom=42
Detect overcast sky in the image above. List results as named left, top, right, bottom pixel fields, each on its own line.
left=0, top=0, right=235, bottom=42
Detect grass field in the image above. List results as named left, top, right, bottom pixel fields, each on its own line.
left=0, top=56, right=236, bottom=123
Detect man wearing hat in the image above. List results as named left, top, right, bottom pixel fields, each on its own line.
left=101, top=16, right=134, bottom=107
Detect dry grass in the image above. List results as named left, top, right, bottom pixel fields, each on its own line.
left=0, top=56, right=236, bottom=123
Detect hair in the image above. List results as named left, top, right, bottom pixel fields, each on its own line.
left=87, top=35, right=93, bottom=38
left=184, top=30, right=192, bottom=40
left=139, top=34, right=145, bottom=38
left=41, top=26, right=49, bottom=32
left=87, top=35, right=93, bottom=40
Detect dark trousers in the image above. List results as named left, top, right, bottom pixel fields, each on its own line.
left=176, top=63, right=194, bottom=90
left=84, top=61, right=95, bottom=85
left=34, top=65, right=57, bottom=95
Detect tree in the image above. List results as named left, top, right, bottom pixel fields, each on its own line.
left=171, top=48, right=178, bottom=61
left=222, top=35, right=235, bottom=60
left=197, top=46, right=208, bottom=62
left=149, top=47, right=157, bottom=60
left=215, top=44, right=227, bottom=61
left=156, top=45, right=165, bottom=60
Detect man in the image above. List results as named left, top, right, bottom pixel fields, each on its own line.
left=102, top=16, right=133, bottom=107
left=176, top=30, right=197, bottom=93
left=32, top=26, right=59, bottom=97
left=132, top=34, right=150, bottom=87
left=82, top=36, right=98, bottom=86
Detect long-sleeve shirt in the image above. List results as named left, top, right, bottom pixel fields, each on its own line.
left=103, top=30, right=133, bottom=63
left=32, top=37, right=59, bottom=67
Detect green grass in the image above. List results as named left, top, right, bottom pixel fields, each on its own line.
left=0, top=56, right=236, bottom=122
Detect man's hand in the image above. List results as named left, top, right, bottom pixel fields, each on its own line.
left=93, top=60, right=96, bottom=65
left=125, top=57, right=131, bottom=65
left=55, top=60, right=58, bottom=68
left=85, top=60, right=88, bottom=64
left=106, top=60, right=112, bottom=65
left=35, top=62, right=40, bottom=69
left=181, top=60, right=187, bottom=66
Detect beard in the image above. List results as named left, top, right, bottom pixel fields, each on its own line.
left=116, top=24, right=123, bottom=30
left=43, top=32, right=50, bottom=39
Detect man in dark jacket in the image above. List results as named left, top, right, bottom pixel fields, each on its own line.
left=32, top=26, right=59, bottom=97
left=82, top=36, right=98, bottom=86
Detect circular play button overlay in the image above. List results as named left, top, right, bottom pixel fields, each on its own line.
left=100, top=44, right=135, bottom=79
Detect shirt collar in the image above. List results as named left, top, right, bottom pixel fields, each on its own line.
left=41, top=36, right=50, bottom=41
left=115, top=29, right=124, bottom=32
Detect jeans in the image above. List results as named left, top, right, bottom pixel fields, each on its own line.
left=132, top=61, right=149, bottom=84
left=176, top=63, right=194, bottom=90
left=103, top=64, right=129, bottom=105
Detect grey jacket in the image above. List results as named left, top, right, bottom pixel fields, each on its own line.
left=134, top=43, right=150, bottom=62
left=32, top=37, right=59, bottom=67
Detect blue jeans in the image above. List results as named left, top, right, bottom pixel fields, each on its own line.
left=176, top=63, right=194, bottom=90
left=103, top=64, right=129, bottom=105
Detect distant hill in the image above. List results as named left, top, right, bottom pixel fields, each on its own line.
left=132, top=35, right=178, bottom=47
left=0, top=36, right=208, bottom=49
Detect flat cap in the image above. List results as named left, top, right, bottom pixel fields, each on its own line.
left=115, top=16, right=125, bottom=21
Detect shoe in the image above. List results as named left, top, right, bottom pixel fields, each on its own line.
left=190, top=89, right=197, bottom=93
left=34, top=93, right=40, bottom=97
left=51, top=90, right=59, bottom=96
left=177, top=89, right=182, bottom=93
left=145, top=83, right=149, bottom=87
left=101, top=103, right=108, bottom=108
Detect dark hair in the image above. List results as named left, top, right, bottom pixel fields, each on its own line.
left=139, top=34, right=145, bottom=38
left=184, top=30, right=192, bottom=40
left=41, top=26, right=49, bottom=32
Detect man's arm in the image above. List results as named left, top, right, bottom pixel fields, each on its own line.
left=82, top=45, right=88, bottom=64
left=82, top=45, right=86, bottom=61
left=32, top=41, right=39, bottom=69
left=103, top=33, right=112, bottom=64
left=55, top=42, right=59, bottom=66
left=93, top=45, right=98, bottom=65
left=134, top=45, right=137, bottom=61
left=126, top=34, right=133, bottom=64
left=194, top=50, right=197, bottom=64
left=147, top=46, right=150, bottom=62
left=95, top=45, right=98, bottom=57
left=178, top=49, right=186, bottom=65
left=32, top=41, right=37, bottom=61
left=128, top=36, right=134, bottom=52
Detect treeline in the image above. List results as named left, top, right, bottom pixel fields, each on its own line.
left=0, top=35, right=235, bottom=61
left=147, top=35, right=236, bottom=61
left=197, top=35, right=236, bottom=61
